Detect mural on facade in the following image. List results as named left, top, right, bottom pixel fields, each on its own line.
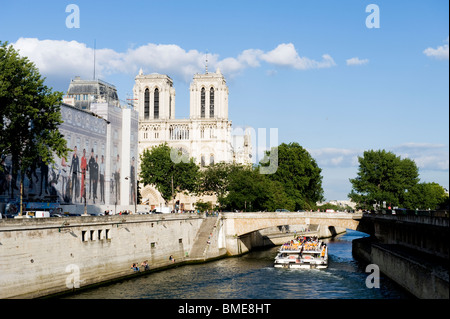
left=0, top=104, right=138, bottom=212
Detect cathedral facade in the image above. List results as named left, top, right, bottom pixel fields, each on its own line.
left=134, top=68, right=252, bottom=210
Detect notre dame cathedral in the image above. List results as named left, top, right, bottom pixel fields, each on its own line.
left=134, top=67, right=252, bottom=210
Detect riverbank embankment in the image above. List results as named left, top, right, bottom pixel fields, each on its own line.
left=0, top=213, right=343, bottom=298
left=352, top=236, right=449, bottom=299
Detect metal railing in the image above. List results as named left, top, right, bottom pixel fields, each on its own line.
left=368, top=209, right=449, bottom=218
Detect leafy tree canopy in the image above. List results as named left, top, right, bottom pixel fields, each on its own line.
left=261, top=142, right=324, bottom=210
left=0, top=41, right=69, bottom=174
left=1, top=40, right=69, bottom=213
left=198, top=162, right=240, bottom=201
left=349, top=149, right=426, bottom=210
left=139, top=143, right=199, bottom=203
left=198, top=142, right=323, bottom=212
left=403, top=182, right=449, bottom=210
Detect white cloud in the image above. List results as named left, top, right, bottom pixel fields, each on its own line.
left=423, top=37, right=449, bottom=60
left=346, top=57, right=369, bottom=66
left=14, top=37, right=99, bottom=80
left=308, top=143, right=449, bottom=172
left=389, top=143, right=449, bottom=171
left=237, top=49, right=264, bottom=68
left=308, top=148, right=361, bottom=168
left=308, top=144, right=449, bottom=201
left=261, top=43, right=336, bottom=70
left=12, top=38, right=336, bottom=83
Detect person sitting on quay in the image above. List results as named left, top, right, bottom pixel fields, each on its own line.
left=131, top=263, right=139, bottom=272
left=141, top=260, right=149, bottom=271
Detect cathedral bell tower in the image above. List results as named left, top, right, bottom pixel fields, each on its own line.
left=133, top=70, right=176, bottom=121
left=189, top=68, right=228, bottom=120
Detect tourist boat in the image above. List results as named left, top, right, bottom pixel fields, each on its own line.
left=274, top=236, right=328, bottom=269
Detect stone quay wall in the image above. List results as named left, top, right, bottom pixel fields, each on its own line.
left=352, top=237, right=449, bottom=299
left=0, top=214, right=206, bottom=299
left=1, top=212, right=348, bottom=298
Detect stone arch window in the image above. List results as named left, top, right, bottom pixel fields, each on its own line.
left=209, top=87, right=214, bottom=118
left=144, top=88, right=150, bottom=119
left=169, top=125, right=190, bottom=140
left=154, top=88, right=159, bottom=119
left=201, top=155, right=205, bottom=167
left=201, top=87, right=205, bottom=118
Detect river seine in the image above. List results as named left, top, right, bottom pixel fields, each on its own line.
left=66, top=230, right=410, bottom=299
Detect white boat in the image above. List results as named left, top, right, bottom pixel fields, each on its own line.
left=274, top=236, right=328, bottom=269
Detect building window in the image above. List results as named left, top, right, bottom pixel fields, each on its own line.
left=154, top=88, right=159, bottom=119
left=201, top=155, right=205, bottom=167
left=169, top=96, right=172, bottom=119
left=201, top=87, right=205, bottom=118
left=210, top=87, right=214, bottom=118
left=210, top=154, right=214, bottom=166
left=144, top=88, right=150, bottom=119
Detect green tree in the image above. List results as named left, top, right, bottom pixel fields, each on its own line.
left=220, top=165, right=267, bottom=211
left=218, top=165, right=295, bottom=212
left=0, top=41, right=69, bottom=213
left=262, top=178, right=296, bottom=212
left=348, top=150, right=419, bottom=210
left=195, top=200, right=213, bottom=213
left=198, top=162, right=237, bottom=206
left=261, top=142, right=324, bottom=210
left=403, top=182, right=449, bottom=210
left=139, top=143, right=200, bottom=203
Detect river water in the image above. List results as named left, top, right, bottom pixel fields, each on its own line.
left=66, top=230, right=410, bottom=299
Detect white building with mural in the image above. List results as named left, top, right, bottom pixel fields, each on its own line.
left=134, top=68, right=252, bottom=210
left=0, top=77, right=138, bottom=216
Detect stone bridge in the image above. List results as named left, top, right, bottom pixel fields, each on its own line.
left=220, top=211, right=363, bottom=255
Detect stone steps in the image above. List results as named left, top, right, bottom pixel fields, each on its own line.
left=189, top=217, right=218, bottom=259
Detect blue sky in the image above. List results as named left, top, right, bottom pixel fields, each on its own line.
left=1, top=0, right=448, bottom=201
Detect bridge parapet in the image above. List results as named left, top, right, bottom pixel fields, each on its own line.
left=221, top=211, right=362, bottom=220
left=363, top=212, right=449, bottom=227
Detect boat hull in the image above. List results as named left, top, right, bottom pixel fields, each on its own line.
left=274, top=236, right=328, bottom=270
left=274, top=262, right=327, bottom=269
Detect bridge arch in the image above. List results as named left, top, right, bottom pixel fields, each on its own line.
left=221, top=212, right=362, bottom=255
left=222, top=212, right=361, bottom=237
